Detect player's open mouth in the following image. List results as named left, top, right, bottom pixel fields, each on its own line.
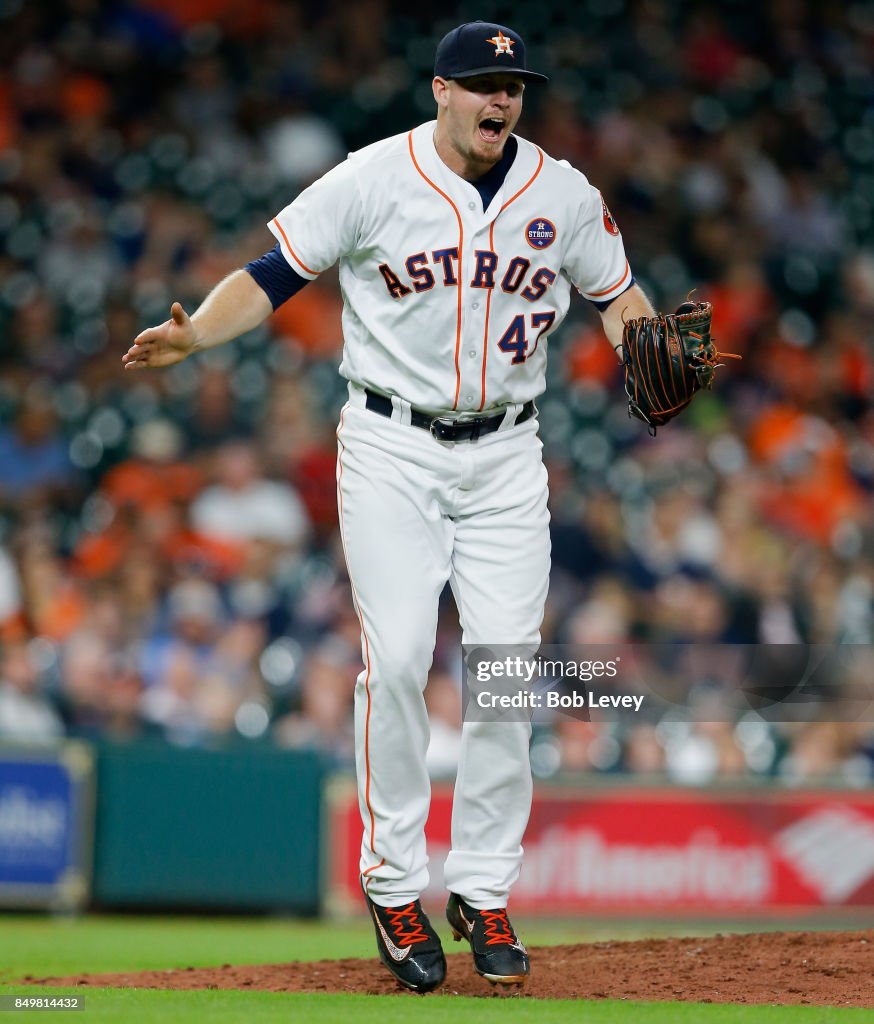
left=478, top=118, right=504, bottom=142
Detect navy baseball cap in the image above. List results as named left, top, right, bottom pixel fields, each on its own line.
left=434, top=22, right=548, bottom=83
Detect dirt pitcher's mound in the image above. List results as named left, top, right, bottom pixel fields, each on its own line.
left=28, top=930, right=873, bottom=1006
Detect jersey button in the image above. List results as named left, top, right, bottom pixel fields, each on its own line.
left=472, top=302, right=479, bottom=310
left=468, top=202, right=476, bottom=210
left=468, top=350, right=476, bottom=358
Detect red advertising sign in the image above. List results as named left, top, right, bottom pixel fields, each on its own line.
left=326, top=782, right=874, bottom=916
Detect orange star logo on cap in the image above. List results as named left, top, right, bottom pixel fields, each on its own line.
left=486, top=31, right=515, bottom=56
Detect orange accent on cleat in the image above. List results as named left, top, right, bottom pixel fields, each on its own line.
left=384, top=903, right=432, bottom=946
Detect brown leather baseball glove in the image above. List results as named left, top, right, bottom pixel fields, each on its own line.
left=622, top=300, right=740, bottom=435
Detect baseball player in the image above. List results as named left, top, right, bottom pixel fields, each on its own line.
left=123, top=21, right=655, bottom=993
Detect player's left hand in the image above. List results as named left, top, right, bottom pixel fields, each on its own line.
left=122, top=302, right=197, bottom=370
left=622, top=300, right=741, bottom=434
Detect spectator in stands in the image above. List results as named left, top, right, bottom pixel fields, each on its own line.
left=424, top=669, right=463, bottom=780
left=779, top=721, right=871, bottom=786
left=0, top=637, right=63, bottom=741
left=0, top=390, right=77, bottom=513
left=0, top=545, right=24, bottom=640
left=0, top=0, right=869, bottom=770
left=137, top=578, right=265, bottom=743
left=273, top=635, right=356, bottom=763
left=190, top=439, right=310, bottom=550
left=622, top=723, right=666, bottom=774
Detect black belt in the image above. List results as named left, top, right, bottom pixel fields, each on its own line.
left=364, top=389, right=535, bottom=443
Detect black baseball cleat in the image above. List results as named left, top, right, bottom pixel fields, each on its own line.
left=363, top=886, right=446, bottom=993
left=446, top=893, right=530, bottom=985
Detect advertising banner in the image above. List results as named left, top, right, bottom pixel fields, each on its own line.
left=327, top=782, right=874, bottom=916
left=0, top=743, right=95, bottom=910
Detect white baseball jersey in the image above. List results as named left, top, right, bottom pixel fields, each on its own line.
left=270, top=119, right=632, bottom=912
left=269, top=120, right=631, bottom=415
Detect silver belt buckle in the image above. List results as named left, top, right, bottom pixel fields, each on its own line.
left=429, top=416, right=457, bottom=442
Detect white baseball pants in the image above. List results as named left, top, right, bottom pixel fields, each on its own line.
left=336, top=386, right=550, bottom=910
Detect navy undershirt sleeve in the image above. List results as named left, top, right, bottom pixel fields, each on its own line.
left=245, top=244, right=311, bottom=310
left=588, top=277, right=636, bottom=312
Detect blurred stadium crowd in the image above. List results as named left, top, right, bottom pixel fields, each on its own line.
left=0, top=0, right=872, bottom=785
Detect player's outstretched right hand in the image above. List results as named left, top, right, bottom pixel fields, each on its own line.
left=122, top=302, right=197, bottom=370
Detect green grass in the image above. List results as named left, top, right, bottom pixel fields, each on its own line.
left=0, top=916, right=870, bottom=1023
left=0, top=915, right=377, bottom=980
left=0, top=989, right=869, bottom=1023
left=0, top=913, right=844, bottom=980
left=0, top=914, right=720, bottom=980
